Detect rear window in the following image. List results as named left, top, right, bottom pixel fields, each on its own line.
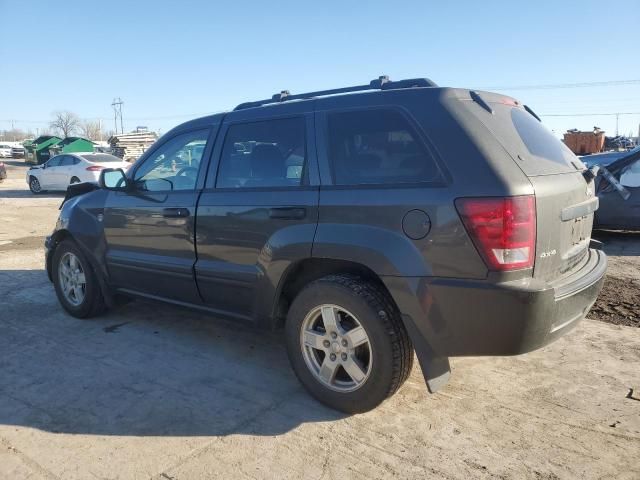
left=327, top=109, right=440, bottom=185
left=81, top=153, right=122, bottom=163
left=466, top=101, right=578, bottom=176
left=511, top=108, right=576, bottom=168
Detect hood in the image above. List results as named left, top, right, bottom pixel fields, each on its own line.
left=59, top=182, right=101, bottom=209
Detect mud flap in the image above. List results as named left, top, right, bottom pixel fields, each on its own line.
left=401, top=314, right=451, bottom=393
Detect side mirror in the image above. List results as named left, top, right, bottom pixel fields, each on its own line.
left=99, top=168, right=130, bottom=191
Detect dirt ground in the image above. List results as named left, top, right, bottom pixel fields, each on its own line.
left=1, top=161, right=639, bottom=479
left=590, top=231, right=640, bottom=328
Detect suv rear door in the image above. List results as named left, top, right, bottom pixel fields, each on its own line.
left=195, top=102, right=319, bottom=322
left=103, top=127, right=216, bottom=303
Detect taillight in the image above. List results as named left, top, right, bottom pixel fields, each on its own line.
left=455, top=196, right=536, bottom=271
left=86, top=165, right=104, bottom=171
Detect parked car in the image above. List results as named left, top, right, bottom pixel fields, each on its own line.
left=26, top=152, right=130, bottom=194
left=0, top=144, right=12, bottom=158
left=11, top=145, right=25, bottom=158
left=580, top=145, right=640, bottom=168
left=595, top=148, right=640, bottom=230
left=44, top=76, right=606, bottom=413
left=0, top=161, right=6, bottom=181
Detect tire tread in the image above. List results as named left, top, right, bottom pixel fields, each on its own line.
left=305, top=274, right=413, bottom=401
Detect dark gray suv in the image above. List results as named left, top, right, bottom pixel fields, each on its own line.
left=45, top=76, right=607, bottom=413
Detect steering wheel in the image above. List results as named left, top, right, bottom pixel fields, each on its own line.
left=176, top=166, right=198, bottom=178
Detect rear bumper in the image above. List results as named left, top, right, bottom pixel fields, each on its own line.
left=383, top=248, right=607, bottom=357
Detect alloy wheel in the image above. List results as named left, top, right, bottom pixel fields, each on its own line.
left=30, top=178, right=41, bottom=193
left=300, top=304, right=373, bottom=392
left=58, top=252, right=87, bottom=306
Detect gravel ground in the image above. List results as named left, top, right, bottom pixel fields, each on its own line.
left=1, top=161, right=639, bottom=480
left=590, top=231, right=640, bottom=328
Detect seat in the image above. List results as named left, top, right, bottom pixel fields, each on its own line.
left=247, top=144, right=288, bottom=186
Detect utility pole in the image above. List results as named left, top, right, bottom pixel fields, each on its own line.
left=111, top=98, right=124, bottom=134
left=615, top=113, right=619, bottom=136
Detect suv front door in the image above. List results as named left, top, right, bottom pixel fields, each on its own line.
left=195, top=104, right=320, bottom=322
left=103, top=127, right=215, bottom=303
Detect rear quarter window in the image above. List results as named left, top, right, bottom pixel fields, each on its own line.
left=327, top=108, right=440, bottom=185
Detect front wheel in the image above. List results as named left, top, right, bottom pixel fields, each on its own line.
left=29, top=176, right=43, bottom=194
left=52, top=239, right=106, bottom=318
left=285, top=274, right=413, bottom=413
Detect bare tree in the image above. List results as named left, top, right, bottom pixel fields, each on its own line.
left=50, top=111, right=80, bottom=138
left=79, top=120, right=103, bottom=141
left=0, top=128, right=27, bottom=141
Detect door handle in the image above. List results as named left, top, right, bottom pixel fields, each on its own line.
left=162, top=207, right=190, bottom=218
left=268, top=207, right=306, bottom=220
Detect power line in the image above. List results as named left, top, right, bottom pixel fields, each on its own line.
left=480, top=79, right=640, bottom=90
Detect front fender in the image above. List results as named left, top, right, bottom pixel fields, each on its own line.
left=46, top=189, right=113, bottom=303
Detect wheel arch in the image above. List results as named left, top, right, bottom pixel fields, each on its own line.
left=270, top=258, right=395, bottom=328
left=46, top=229, right=115, bottom=308
left=46, top=229, right=73, bottom=281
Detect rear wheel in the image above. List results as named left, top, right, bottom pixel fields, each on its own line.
left=29, top=176, right=43, bottom=194
left=52, top=239, right=106, bottom=318
left=285, top=274, right=413, bottom=413
left=70, top=176, right=80, bottom=185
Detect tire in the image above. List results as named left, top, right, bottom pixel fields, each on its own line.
left=285, top=274, right=413, bottom=413
left=29, top=176, right=43, bottom=194
left=52, top=239, right=106, bottom=318
left=70, top=176, right=80, bottom=185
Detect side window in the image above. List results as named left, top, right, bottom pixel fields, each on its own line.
left=60, top=156, right=75, bottom=166
left=216, top=117, right=306, bottom=188
left=327, top=109, right=440, bottom=185
left=47, top=156, right=62, bottom=167
left=134, top=129, right=209, bottom=191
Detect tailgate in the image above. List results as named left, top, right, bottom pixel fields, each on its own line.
left=529, top=172, right=597, bottom=281
left=465, top=95, right=597, bottom=281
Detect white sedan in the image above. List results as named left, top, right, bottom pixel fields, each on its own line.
left=0, top=144, right=13, bottom=158
left=26, top=152, right=130, bottom=194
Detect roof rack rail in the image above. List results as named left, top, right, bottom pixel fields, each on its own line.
left=234, top=76, right=437, bottom=111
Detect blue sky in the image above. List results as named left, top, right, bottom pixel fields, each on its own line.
left=1, top=0, right=639, bottom=138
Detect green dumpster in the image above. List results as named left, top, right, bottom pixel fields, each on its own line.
left=49, top=137, right=95, bottom=156
left=25, top=135, right=62, bottom=165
